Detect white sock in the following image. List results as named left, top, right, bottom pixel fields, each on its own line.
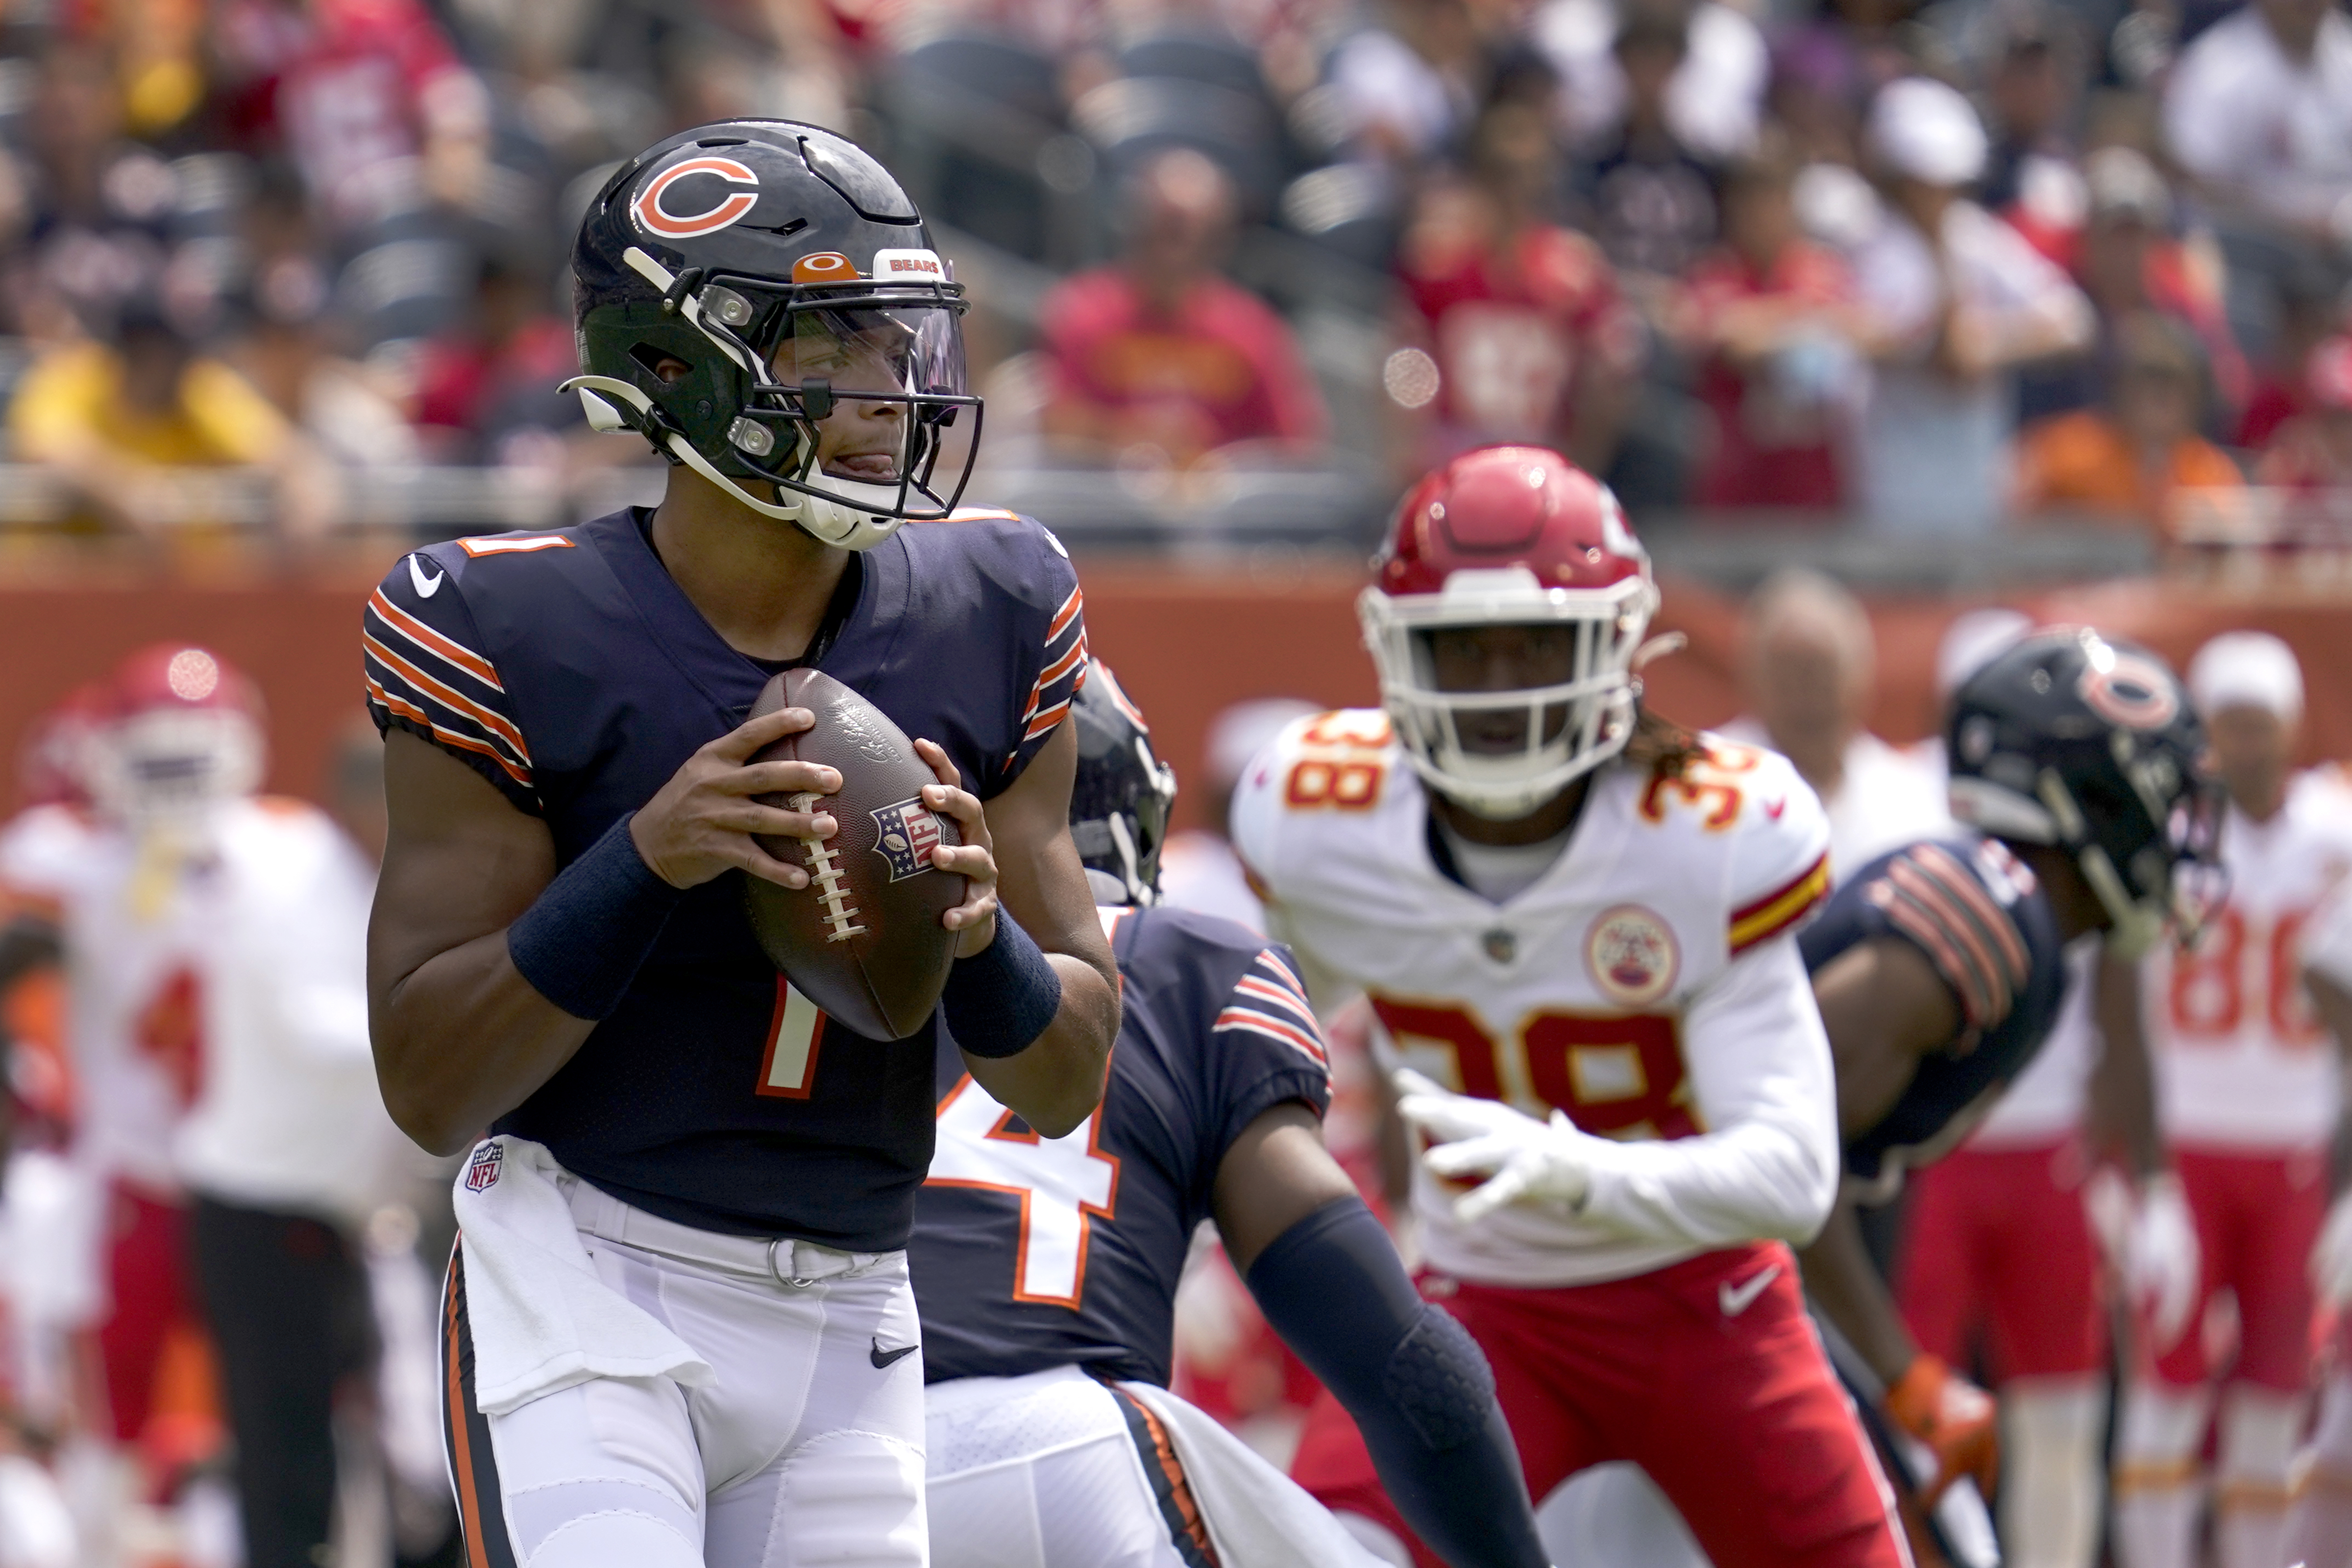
left=2216, top=1385, right=2304, bottom=1568
left=2288, top=1373, right=2352, bottom=1568
left=2112, top=1381, right=2212, bottom=1568
left=2000, top=1376, right=2109, bottom=1568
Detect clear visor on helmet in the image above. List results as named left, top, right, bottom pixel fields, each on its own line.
left=688, top=272, right=981, bottom=522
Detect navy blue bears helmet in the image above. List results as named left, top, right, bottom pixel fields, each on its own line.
left=1945, top=627, right=2225, bottom=956
left=1069, top=663, right=1178, bottom=907
left=564, top=121, right=980, bottom=550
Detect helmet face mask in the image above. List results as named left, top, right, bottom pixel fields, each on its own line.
left=92, top=709, right=263, bottom=829
left=1360, top=448, right=1658, bottom=821
left=568, top=123, right=983, bottom=551
left=1068, top=665, right=1178, bottom=907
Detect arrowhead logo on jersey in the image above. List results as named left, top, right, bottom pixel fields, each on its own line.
left=464, top=1141, right=505, bottom=1193
left=870, top=798, right=944, bottom=882
left=1584, top=905, right=1680, bottom=1006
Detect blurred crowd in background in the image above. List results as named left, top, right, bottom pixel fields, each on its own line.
left=0, top=0, right=2342, bottom=550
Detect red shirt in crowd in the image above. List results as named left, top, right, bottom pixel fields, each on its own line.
left=1038, top=269, right=1327, bottom=458
left=1398, top=212, right=1639, bottom=451
left=1679, top=241, right=1853, bottom=509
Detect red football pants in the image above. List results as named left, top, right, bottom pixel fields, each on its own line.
left=1898, top=1140, right=2107, bottom=1381
left=2151, top=1146, right=2327, bottom=1391
left=1292, top=1243, right=1910, bottom=1568
left=98, top=1181, right=193, bottom=1444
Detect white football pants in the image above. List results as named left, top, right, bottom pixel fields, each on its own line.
left=442, top=1181, right=928, bottom=1568
left=924, top=1368, right=1213, bottom=1568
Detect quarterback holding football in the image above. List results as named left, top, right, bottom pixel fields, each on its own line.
left=365, top=122, right=1118, bottom=1568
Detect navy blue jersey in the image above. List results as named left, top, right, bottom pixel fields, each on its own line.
left=363, top=506, right=1086, bottom=1248
left=910, top=904, right=1331, bottom=1387
left=1799, top=835, right=2069, bottom=1191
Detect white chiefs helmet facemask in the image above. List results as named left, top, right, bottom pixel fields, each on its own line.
left=1360, top=446, right=1661, bottom=820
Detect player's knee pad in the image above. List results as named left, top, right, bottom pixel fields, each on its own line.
left=1382, top=1304, right=1496, bottom=1451
left=508, top=1477, right=702, bottom=1568
left=2005, top=1377, right=2109, bottom=1455
left=773, top=1429, right=928, bottom=1565
left=2218, top=1385, right=2306, bottom=1483
left=2116, top=1381, right=2211, bottom=1466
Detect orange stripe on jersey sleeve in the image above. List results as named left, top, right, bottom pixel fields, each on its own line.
left=1910, top=842, right=2030, bottom=983
left=1047, top=584, right=1084, bottom=642
left=366, top=677, right=534, bottom=789
left=368, top=588, right=505, bottom=690
left=363, top=633, right=534, bottom=767
left=1729, top=851, right=1832, bottom=954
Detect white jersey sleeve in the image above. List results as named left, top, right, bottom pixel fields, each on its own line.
left=1578, top=932, right=1840, bottom=1248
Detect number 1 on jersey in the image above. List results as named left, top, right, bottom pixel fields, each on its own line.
left=757, top=980, right=826, bottom=1098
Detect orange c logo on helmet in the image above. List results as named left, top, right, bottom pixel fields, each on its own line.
left=2080, top=653, right=2181, bottom=730
left=633, top=156, right=760, bottom=240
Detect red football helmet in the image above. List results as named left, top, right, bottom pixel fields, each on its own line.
left=1359, top=446, right=1657, bottom=817
left=88, top=645, right=266, bottom=826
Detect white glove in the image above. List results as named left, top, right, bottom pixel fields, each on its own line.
left=1393, top=1068, right=1603, bottom=1225
left=2127, top=1174, right=2203, bottom=1353
left=2311, top=1192, right=2352, bottom=1308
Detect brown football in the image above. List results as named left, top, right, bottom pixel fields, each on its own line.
left=739, top=668, right=966, bottom=1041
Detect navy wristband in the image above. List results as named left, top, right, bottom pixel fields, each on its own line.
left=506, top=813, right=686, bottom=1021
left=941, top=912, right=1063, bottom=1058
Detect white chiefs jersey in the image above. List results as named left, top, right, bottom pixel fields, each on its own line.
left=2143, top=771, right=2352, bottom=1152
left=0, top=803, right=193, bottom=1195
left=1231, top=710, right=1843, bottom=1288
left=0, top=798, right=401, bottom=1218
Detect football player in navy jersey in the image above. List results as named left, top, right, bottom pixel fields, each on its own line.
left=911, top=665, right=1548, bottom=1568
left=363, top=122, right=1119, bottom=1568
left=1791, top=629, right=2217, bottom=1557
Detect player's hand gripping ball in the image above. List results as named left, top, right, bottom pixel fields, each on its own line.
left=739, top=669, right=971, bottom=1040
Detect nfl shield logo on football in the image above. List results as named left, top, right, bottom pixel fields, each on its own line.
left=1585, top=905, right=1679, bottom=1006
left=870, top=797, right=943, bottom=882
left=464, top=1141, right=505, bottom=1193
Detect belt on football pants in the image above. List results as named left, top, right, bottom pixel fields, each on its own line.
left=559, top=1175, right=900, bottom=1289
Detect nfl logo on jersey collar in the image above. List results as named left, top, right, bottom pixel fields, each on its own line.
left=466, top=1141, right=505, bottom=1192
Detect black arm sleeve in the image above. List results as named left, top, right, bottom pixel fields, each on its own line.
left=1245, top=1199, right=1548, bottom=1568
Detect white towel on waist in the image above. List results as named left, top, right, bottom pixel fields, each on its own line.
left=1116, top=1380, right=1394, bottom=1568
left=451, top=1136, right=713, bottom=1416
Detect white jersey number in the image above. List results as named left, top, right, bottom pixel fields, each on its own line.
left=927, top=1077, right=1121, bottom=1307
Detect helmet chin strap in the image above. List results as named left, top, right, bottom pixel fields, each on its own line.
left=560, top=374, right=907, bottom=552
left=2037, top=766, right=2167, bottom=957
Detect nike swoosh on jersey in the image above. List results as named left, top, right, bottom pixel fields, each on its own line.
left=870, top=1338, right=919, bottom=1369
left=409, top=556, right=445, bottom=598
left=1718, top=1263, right=1781, bottom=1318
